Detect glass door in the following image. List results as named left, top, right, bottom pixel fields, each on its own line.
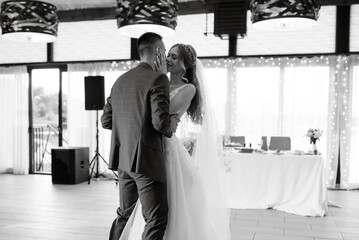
left=30, top=68, right=64, bottom=174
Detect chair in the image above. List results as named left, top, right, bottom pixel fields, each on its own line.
left=229, top=136, right=245, bottom=145
left=261, top=136, right=268, bottom=151
left=268, top=136, right=291, bottom=151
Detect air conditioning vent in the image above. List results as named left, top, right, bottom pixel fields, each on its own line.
left=214, top=0, right=247, bottom=39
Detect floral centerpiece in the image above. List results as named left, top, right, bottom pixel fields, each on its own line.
left=305, top=128, right=322, bottom=154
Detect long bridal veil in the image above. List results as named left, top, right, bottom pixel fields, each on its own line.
left=192, top=58, right=231, bottom=240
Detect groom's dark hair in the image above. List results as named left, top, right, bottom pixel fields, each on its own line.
left=137, top=32, right=163, bottom=58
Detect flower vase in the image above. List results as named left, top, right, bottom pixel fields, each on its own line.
left=312, top=142, right=318, bottom=155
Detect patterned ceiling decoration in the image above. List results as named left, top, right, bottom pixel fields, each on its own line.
left=116, top=0, right=178, bottom=38
left=250, top=0, right=321, bottom=30
left=0, top=0, right=58, bottom=42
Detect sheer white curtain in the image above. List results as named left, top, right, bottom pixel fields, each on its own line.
left=282, top=63, right=331, bottom=157
left=201, top=57, right=338, bottom=187
left=0, top=66, right=29, bottom=174
left=340, top=56, right=359, bottom=188
left=326, top=55, right=359, bottom=189
left=349, top=62, right=359, bottom=186
left=234, top=65, right=281, bottom=143
left=67, top=61, right=137, bottom=175
left=65, top=56, right=359, bottom=188
left=231, top=57, right=331, bottom=152
left=175, top=60, right=228, bottom=139
left=198, top=56, right=359, bottom=189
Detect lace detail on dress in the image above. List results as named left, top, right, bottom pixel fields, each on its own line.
left=165, top=84, right=189, bottom=160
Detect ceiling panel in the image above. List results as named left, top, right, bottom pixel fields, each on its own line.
left=0, top=0, right=199, bottom=11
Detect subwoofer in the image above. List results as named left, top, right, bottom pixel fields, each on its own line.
left=51, top=147, right=89, bottom=184
left=84, top=76, right=105, bottom=110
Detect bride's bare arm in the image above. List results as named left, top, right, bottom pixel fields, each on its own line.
left=170, top=84, right=196, bottom=117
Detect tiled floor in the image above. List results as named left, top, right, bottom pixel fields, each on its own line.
left=0, top=174, right=359, bottom=240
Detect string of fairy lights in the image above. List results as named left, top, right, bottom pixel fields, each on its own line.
left=327, top=56, right=340, bottom=188
left=106, top=55, right=358, bottom=189
left=337, top=56, right=351, bottom=189
left=201, top=56, right=356, bottom=189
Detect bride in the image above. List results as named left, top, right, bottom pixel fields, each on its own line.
left=120, top=44, right=231, bottom=240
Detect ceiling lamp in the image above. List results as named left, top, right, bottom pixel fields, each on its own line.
left=0, top=0, right=58, bottom=42
left=116, top=0, right=178, bottom=38
left=250, top=0, right=320, bottom=31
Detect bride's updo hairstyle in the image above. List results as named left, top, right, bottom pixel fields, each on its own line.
left=172, top=43, right=203, bottom=124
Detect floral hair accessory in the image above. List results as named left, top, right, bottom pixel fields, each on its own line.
left=180, top=44, right=197, bottom=67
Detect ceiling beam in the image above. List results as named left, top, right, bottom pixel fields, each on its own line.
left=58, top=1, right=214, bottom=23
left=57, top=0, right=359, bottom=23
left=321, top=0, right=359, bottom=6
left=336, top=6, right=350, bottom=54
left=58, top=8, right=115, bottom=22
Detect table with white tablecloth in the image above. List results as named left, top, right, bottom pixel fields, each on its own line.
left=225, top=152, right=328, bottom=217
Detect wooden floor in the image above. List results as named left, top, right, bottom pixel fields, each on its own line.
left=1, top=174, right=359, bottom=240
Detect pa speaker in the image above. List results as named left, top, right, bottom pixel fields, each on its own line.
left=214, top=0, right=247, bottom=39
left=84, top=76, right=105, bottom=110
left=51, top=147, right=89, bottom=184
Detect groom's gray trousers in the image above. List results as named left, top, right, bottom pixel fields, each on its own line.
left=109, top=169, right=168, bottom=240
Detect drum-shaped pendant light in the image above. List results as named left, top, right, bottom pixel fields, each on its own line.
left=116, top=0, right=178, bottom=38
left=0, top=0, right=58, bottom=42
left=250, top=0, right=320, bottom=31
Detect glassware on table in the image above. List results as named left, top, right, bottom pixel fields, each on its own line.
left=257, top=140, right=263, bottom=150
left=267, top=136, right=271, bottom=151
left=223, top=135, right=230, bottom=151
left=223, top=135, right=230, bottom=145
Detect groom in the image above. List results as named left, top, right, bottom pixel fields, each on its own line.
left=101, top=32, right=179, bottom=240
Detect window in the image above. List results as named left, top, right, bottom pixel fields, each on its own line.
left=54, top=20, right=131, bottom=61
left=231, top=58, right=330, bottom=153
left=164, top=14, right=228, bottom=57
left=235, top=67, right=280, bottom=144
left=0, top=40, right=46, bottom=64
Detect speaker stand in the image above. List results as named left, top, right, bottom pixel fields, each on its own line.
left=88, top=110, right=118, bottom=184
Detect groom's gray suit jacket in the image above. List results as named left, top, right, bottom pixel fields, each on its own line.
left=101, top=62, right=173, bottom=182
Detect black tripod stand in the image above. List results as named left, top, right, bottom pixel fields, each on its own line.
left=88, top=110, right=118, bottom=184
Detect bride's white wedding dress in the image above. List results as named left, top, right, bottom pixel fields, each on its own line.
left=120, top=85, right=213, bottom=239
left=120, top=60, right=231, bottom=240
